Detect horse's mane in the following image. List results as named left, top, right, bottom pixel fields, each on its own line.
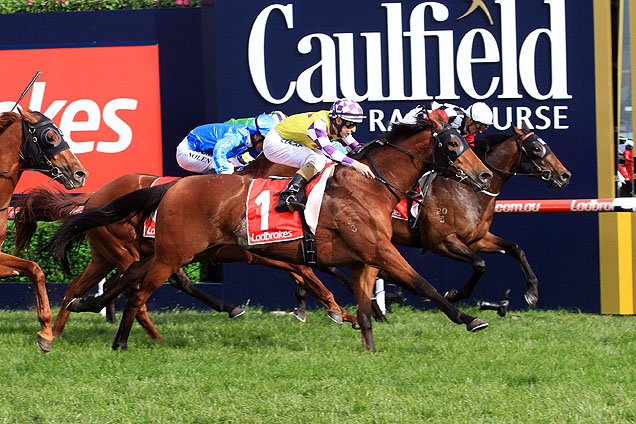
left=0, top=112, right=20, bottom=137
left=349, top=118, right=433, bottom=160
left=473, top=132, right=513, bottom=154
left=382, top=118, right=432, bottom=145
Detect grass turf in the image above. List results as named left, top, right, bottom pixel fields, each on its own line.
left=0, top=306, right=635, bottom=423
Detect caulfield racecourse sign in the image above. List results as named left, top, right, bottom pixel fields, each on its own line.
left=247, top=1, right=570, bottom=131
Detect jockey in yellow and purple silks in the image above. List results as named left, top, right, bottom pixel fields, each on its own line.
left=263, top=99, right=375, bottom=213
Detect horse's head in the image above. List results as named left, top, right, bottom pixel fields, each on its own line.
left=19, top=108, right=88, bottom=189
left=426, top=109, right=492, bottom=191
left=512, top=123, right=571, bottom=188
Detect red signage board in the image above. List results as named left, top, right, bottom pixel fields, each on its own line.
left=0, top=45, right=162, bottom=193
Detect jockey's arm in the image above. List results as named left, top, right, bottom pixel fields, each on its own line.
left=308, top=119, right=355, bottom=166
left=213, top=133, right=243, bottom=174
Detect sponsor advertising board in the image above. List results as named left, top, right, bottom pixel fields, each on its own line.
left=0, top=45, right=162, bottom=193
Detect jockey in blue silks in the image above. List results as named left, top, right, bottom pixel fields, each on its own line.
left=176, top=113, right=277, bottom=175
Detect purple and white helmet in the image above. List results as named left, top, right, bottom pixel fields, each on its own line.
left=329, top=99, right=366, bottom=123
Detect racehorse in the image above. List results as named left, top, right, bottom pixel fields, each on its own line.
left=0, top=108, right=87, bottom=353
left=295, top=124, right=571, bottom=310
left=49, top=111, right=493, bottom=352
left=391, top=124, right=571, bottom=307
left=13, top=175, right=358, bottom=346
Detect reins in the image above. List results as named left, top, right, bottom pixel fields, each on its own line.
left=361, top=125, right=480, bottom=208
left=482, top=131, right=552, bottom=183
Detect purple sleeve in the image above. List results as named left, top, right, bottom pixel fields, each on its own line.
left=307, top=119, right=352, bottom=165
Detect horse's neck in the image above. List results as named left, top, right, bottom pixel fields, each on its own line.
left=0, top=121, right=24, bottom=207
left=484, top=137, right=520, bottom=194
left=367, top=131, right=434, bottom=195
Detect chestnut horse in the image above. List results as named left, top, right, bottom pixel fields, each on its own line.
left=49, top=112, right=493, bottom=352
left=13, top=175, right=358, bottom=346
left=0, top=109, right=87, bottom=353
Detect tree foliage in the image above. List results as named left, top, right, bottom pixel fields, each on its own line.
left=0, top=0, right=201, bottom=14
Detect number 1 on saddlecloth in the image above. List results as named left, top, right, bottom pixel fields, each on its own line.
left=254, top=190, right=270, bottom=231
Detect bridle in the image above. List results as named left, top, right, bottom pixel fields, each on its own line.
left=361, top=122, right=484, bottom=205
left=1, top=112, right=75, bottom=187
left=482, top=130, right=554, bottom=183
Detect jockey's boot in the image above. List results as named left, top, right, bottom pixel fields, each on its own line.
left=275, top=173, right=308, bottom=212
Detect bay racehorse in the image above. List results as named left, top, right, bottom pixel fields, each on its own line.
left=0, top=108, right=87, bottom=353
left=294, top=124, right=571, bottom=311
left=391, top=123, right=571, bottom=307
left=13, top=175, right=358, bottom=347
left=49, top=111, right=493, bottom=352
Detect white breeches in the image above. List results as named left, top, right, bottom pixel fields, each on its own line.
left=175, top=138, right=238, bottom=174
left=262, top=129, right=327, bottom=172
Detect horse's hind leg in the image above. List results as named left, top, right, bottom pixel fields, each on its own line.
left=112, top=260, right=175, bottom=351
left=0, top=253, right=52, bottom=353
left=167, top=268, right=244, bottom=318
left=53, top=257, right=112, bottom=337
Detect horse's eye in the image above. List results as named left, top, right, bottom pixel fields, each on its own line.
left=448, top=139, right=459, bottom=149
left=531, top=142, right=546, bottom=157
left=45, top=130, right=60, bottom=146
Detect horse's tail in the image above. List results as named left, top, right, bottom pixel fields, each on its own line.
left=46, top=181, right=178, bottom=273
left=12, top=187, right=92, bottom=255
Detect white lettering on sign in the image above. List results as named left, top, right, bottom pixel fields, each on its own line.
left=248, top=1, right=571, bottom=104
left=0, top=81, right=138, bottom=154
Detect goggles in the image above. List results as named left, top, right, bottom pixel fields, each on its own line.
left=474, top=121, right=489, bottom=131
left=343, top=120, right=359, bottom=128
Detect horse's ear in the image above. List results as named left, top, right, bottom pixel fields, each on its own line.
left=511, top=124, right=523, bottom=137
left=425, top=109, right=443, bottom=131
left=521, top=121, right=530, bottom=132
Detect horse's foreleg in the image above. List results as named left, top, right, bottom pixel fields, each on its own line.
left=0, top=253, right=52, bottom=353
left=167, top=268, right=244, bottom=318
left=320, top=266, right=384, bottom=322
left=350, top=265, right=378, bottom=352
left=471, top=232, right=539, bottom=308
left=53, top=258, right=112, bottom=337
left=374, top=243, right=487, bottom=332
left=293, top=283, right=307, bottom=322
left=133, top=302, right=163, bottom=340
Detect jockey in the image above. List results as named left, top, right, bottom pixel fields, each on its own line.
left=263, top=98, right=375, bottom=213
left=176, top=113, right=277, bottom=174
left=402, top=101, right=493, bottom=147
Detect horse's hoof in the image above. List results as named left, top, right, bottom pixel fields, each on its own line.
left=327, top=311, right=343, bottom=324
left=351, top=321, right=361, bottom=330
left=65, top=298, right=81, bottom=312
left=293, top=308, right=307, bottom=323
left=524, top=292, right=538, bottom=309
left=229, top=307, right=245, bottom=319
left=467, top=318, right=489, bottom=332
left=36, top=334, right=52, bottom=354
left=444, top=289, right=460, bottom=303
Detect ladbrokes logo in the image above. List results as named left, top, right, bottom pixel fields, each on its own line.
left=0, top=45, right=163, bottom=192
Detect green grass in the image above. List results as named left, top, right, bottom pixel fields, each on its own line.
left=0, top=306, right=635, bottom=423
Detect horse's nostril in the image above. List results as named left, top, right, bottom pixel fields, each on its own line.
left=75, top=170, right=88, bottom=182
left=561, top=172, right=571, bottom=182
left=480, top=172, right=493, bottom=183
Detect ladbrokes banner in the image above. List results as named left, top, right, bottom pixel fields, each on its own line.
left=0, top=45, right=162, bottom=193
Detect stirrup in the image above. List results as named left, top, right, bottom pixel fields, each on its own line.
left=275, top=194, right=305, bottom=213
